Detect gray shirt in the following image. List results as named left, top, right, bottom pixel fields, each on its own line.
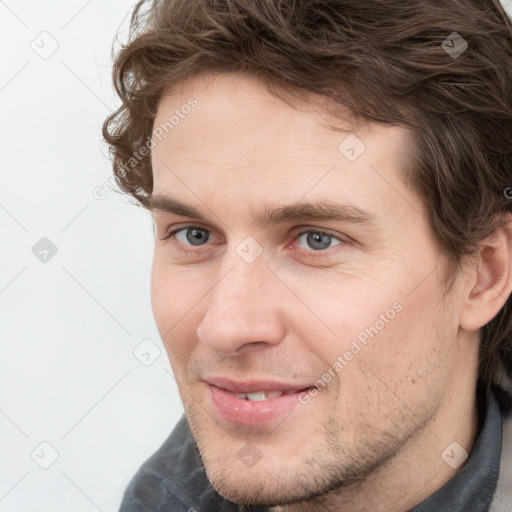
left=119, top=391, right=503, bottom=512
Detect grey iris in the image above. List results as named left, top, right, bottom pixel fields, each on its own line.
left=186, top=228, right=209, bottom=245
left=307, top=232, right=332, bottom=250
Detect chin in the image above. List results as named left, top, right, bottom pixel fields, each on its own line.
left=183, top=389, right=418, bottom=508
left=205, top=462, right=315, bottom=507
left=194, top=431, right=358, bottom=508
left=190, top=425, right=315, bottom=506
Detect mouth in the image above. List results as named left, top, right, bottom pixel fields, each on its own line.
left=204, top=376, right=318, bottom=425
left=225, top=388, right=312, bottom=401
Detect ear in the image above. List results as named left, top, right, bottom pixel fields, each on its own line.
left=459, top=215, right=512, bottom=331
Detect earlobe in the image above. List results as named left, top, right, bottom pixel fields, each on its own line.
left=459, top=220, right=512, bottom=332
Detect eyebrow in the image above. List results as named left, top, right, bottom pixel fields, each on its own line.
left=147, top=194, right=376, bottom=227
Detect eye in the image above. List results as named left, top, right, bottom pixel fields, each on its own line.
left=295, top=230, right=342, bottom=251
left=164, top=226, right=211, bottom=246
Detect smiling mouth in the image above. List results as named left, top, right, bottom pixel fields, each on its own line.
left=223, top=387, right=316, bottom=401
left=206, top=380, right=319, bottom=425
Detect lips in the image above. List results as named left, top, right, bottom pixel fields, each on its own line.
left=204, top=376, right=317, bottom=425
left=229, top=390, right=299, bottom=401
left=205, top=375, right=314, bottom=392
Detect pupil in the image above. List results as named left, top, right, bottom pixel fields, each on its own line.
left=186, top=228, right=209, bottom=245
left=307, top=232, right=331, bottom=250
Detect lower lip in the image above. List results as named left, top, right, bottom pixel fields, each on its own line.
left=209, top=385, right=309, bottom=425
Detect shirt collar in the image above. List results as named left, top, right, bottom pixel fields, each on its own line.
left=410, top=390, right=502, bottom=512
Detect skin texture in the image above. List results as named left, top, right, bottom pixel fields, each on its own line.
left=148, top=72, right=511, bottom=511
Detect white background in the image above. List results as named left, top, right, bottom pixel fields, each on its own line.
left=0, top=1, right=183, bottom=511
left=2, top=1, right=512, bottom=511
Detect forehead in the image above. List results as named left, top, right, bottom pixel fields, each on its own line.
left=150, top=72, right=418, bottom=220
left=152, top=71, right=405, bottom=157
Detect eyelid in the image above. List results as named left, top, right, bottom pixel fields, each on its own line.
left=159, top=224, right=212, bottom=242
left=289, top=227, right=348, bottom=257
left=294, top=226, right=345, bottom=240
left=160, top=224, right=350, bottom=260
left=291, top=226, right=350, bottom=245
left=160, top=224, right=345, bottom=240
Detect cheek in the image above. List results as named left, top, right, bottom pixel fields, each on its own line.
left=338, top=279, right=454, bottom=413
left=299, top=261, right=453, bottom=388
left=150, top=256, right=174, bottom=330
left=286, top=271, right=400, bottom=356
left=150, top=255, right=202, bottom=358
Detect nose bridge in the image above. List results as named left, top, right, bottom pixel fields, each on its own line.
left=196, top=250, right=284, bottom=355
left=222, top=254, right=263, bottom=303
left=220, top=237, right=277, bottom=302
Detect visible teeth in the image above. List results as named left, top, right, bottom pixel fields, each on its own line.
left=234, top=391, right=285, bottom=401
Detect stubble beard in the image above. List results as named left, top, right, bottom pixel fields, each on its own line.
left=183, top=399, right=427, bottom=511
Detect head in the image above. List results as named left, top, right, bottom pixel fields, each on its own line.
left=103, top=0, right=512, bottom=507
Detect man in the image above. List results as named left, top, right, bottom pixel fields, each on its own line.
left=103, top=0, right=512, bottom=510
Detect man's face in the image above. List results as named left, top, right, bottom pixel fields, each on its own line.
left=150, top=73, right=464, bottom=506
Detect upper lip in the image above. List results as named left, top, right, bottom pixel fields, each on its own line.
left=204, top=376, right=316, bottom=394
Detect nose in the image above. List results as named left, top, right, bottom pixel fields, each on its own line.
left=196, top=256, right=286, bottom=357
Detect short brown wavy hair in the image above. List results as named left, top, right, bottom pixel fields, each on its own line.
left=103, top=0, right=512, bottom=410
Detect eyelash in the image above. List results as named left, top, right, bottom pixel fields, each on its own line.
left=159, top=225, right=346, bottom=259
